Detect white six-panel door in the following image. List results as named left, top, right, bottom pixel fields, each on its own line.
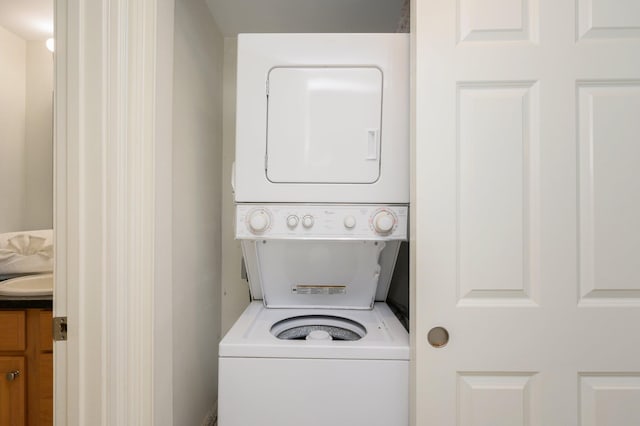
left=412, top=0, right=640, bottom=424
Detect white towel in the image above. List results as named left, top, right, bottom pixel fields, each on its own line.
left=0, top=230, right=53, bottom=274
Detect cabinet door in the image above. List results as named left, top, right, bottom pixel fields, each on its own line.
left=0, top=312, right=25, bottom=351
left=0, top=357, right=25, bottom=426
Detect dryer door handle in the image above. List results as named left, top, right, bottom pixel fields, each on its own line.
left=366, top=129, right=379, bottom=160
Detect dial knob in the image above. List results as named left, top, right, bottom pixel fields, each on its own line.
left=302, top=215, right=314, bottom=229
left=344, top=215, right=356, bottom=229
left=373, top=210, right=396, bottom=234
left=248, top=209, right=270, bottom=233
left=286, top=215, right=299, bottom=229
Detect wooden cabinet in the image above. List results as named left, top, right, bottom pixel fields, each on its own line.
left=0, top=356, right=25, bottom=426
left=0, top=309, right=52, bottom=426
left=0, top=312, right=26, bottom=351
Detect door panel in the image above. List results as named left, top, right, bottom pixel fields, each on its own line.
left=457, top=82, right=540, bottom=306
left=577, top=0, right=640, bottom=39
left=0, top=312, right=26, bottom=351
left=0, top=356, right=25, bottom=426
left=457, top=373, right=537, bottom=426
left=458, top=0, right=537, bottom=42
left=579, top=374, right=640, bottom=426
left=413, top=0, right=640, bottom=424
left=578, top=83, right=640, bottom=304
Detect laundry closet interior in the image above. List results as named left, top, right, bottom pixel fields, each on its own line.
left=171, top=1, right=410, bottom=425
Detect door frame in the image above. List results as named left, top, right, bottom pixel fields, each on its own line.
left=53, top=1, right=174, bottom=424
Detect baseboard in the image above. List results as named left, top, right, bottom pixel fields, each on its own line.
left=201, top=400, right=218, bottom=426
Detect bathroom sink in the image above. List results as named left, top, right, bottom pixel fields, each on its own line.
left=0, top=273, right=53, bottom=296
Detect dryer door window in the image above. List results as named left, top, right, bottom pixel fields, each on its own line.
left=266, top=67, right=383, bottom=184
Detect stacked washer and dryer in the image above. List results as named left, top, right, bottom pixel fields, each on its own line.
left=218, top=34, right=410, bottom=426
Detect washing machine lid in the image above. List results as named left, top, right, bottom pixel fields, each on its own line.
left=266, top=66, right=383, bottom=184
left=244, top=239, right=384, bottom=309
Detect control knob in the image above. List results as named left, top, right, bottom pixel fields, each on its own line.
left=248, top=209, right=271, bottom=234
left=372, top=210, right=396, bottom=235
left=302, top=215, right=315, bottom=229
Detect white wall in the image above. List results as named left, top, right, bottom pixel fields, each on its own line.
left=0, top=28, right=53, bottom=234
left=24, top=41, right=53, bottom=230
left=220, top=37, right=250, bottom=335
left=0, top=25, right=26, bottom=233
left=172, top=0, right=224, bottom=423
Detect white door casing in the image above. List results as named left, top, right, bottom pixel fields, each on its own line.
left=54, top=0, right=174, bottom=425
left=412, top=0, right=640, bottom=425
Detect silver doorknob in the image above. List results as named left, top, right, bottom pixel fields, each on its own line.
left=428, top=327, right=450, bottom=348
left=5, top=370, right=20, bottom=381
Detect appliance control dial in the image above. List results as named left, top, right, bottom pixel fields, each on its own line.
left=286, top=215, right=299, bottom=229
left=248, top=209, right=271, bottom=234
left=344, top=215, right=357, bottom=229
left=372, top=210, right=396, bottom=235
left=302, top=215, right=315, bottom=229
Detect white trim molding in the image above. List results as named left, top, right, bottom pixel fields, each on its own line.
left=104, top=0, right=156, bottom=424
left=54, top=1, right=174, bottom=424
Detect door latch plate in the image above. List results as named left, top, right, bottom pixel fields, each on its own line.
left=53, top=316, right=67, bottom=341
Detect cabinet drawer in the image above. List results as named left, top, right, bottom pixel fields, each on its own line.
left=0, top=311, right=26, bottom=351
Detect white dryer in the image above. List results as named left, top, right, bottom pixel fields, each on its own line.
left=218, top=205, right=409, bottom=426
left=233, top=33, right=409, bottom=204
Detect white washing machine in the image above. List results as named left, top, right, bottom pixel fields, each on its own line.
left=218, top=205, right=409, bottom=426
left=219, top=302, right=409, bottom=426
left=233, top=33, right=409, bottom=204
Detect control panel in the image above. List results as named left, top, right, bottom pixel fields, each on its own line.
left=236, top=204, right=408, bottom=240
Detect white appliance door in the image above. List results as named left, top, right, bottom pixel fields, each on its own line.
left=266, top=67, right=383, bottom=184
left=414, top=0, right=640, bottom=425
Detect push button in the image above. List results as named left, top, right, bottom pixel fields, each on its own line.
left=286, top=215, right=299, bottom=229
left=344, top=215, right=356, bottom=229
